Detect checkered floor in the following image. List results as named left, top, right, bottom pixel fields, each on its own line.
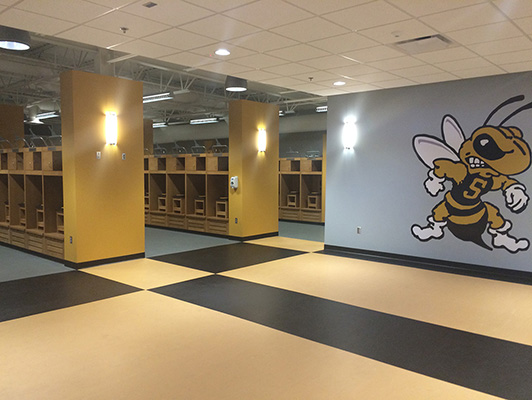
left=1, top=235, right=532, bottom=399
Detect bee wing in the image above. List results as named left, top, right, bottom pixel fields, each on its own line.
left=413, top=135, right=460, bottom=169
left=441, top=114, right=465, bottom=153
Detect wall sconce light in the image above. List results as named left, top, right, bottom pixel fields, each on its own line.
left=105, top=111, right=117, bottom=145
left=343, top=117, right=357, bottom=149
left=258, top=128, right=267, bottom=152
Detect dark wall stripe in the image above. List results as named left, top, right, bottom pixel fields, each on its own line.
left=153, top=275, right=532, bottom=400
left=321, top=245, right=532, bottom=286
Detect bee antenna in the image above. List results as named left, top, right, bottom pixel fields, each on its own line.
left=500, top=100, right=532, bottom=125
left=483, top=94, right=525, bottom=125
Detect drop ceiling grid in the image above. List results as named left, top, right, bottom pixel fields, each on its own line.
left=1, top=0, right=532, bottom=96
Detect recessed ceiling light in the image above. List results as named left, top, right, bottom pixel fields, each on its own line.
left=215, top=48, right=230, bottom=56
left=0, top=26, right=31, bottom=51
left=333, top=81, right=346, bottom=86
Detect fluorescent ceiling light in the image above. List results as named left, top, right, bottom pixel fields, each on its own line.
left=35, top=111, right=59, bottom=120
left=333, top=81, right=346, bottom=86
left=215, top=48, right=230, bottom=56
left=190, top=118, right=218, bottom=125
left=316, top=106, right=328, bottom=113
left=225, top=76, right=247, bottom=92
left=152, top=122, right=167, bottom=128
left=143, top=92, right=173, bottom=103
left=0, top=26, right=30, bottom=51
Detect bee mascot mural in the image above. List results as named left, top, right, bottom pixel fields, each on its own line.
left=412, top=95, right=531, bottom=253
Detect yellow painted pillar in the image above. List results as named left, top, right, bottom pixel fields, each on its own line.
left=0, top=104, right=24, bottom=146
left=228, top=100, right=279, bottom=239
left=60, top=70, right=144, bottom=267
left=143, top=119, right=153, bottom=155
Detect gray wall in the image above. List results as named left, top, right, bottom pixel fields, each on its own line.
left=325, top=71, right=532, bottom=272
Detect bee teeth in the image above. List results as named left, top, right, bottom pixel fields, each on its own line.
left=468, top=157, right=485, bottom=168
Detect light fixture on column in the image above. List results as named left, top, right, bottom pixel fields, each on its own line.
left=0, top=25, right=31, bottom=51
left=225, top=76, right=247, bottom=92
left=343, top=117, right=357, bottom=150
left=258, top=128, right=266, bottom=152
left=105, top=111, right=118, bottom=145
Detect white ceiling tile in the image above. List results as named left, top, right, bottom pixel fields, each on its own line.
left=359, top=19, right=437, bottom=44
left=180, top=14, right=260, bottom=41
left=289, top=82, right=329, bottom=94
left=261, top=76, right=307, bottom=88
left=143, top=28, right=216, bottom=51
left=228, top=31, right=298, bottom=53
left=191, top=43, right=256, bottom=60
left=368, top=56, right=425, bottom=70
left=376, top=78, right=417, bottom=89
left=272, top=17, right=349, bottom=42
left=86, top=10, right=170, bottom=38
left=309, top=32, right=378, bottom=54
left=469, top=36, right=532, bottom=56
left=299, top=55, right=359, bottom=70
left=412, top=72, right=460, bottom=84
left=485, top=49, right=532, bottom=65
left=121, top=0, right=213, bottom=27
left=266, top=44, right=330, bottom=62
left=435, top=57, right=493, bottom=72
left=354, top=71, right=401, bottom=83
left=323, top=1, right=410, bottom=31
left=414, top=47, right=477, bottom=64
left=159, top=52, right=218, bottom=68
left=493, top=0, right=532, bottom=19
left=197, top=62, right=253, bottom=76
left=342, top=46, right=404, bottom=63
left=263, top=63, right=316, bottom=76
left=420, top=3, right=507, bottom=32
left=109, top=39, right=178, bottom=58
left=292, top=70, right=339, bottom=83
left=500, top=60, right=532, bottom=73
left=15, top=0, right=110, bottom=24
left=0, top=0, right=19, bottom=5
left=0, top=9, right=76, bottom=35
left=453, top=65, right=506, bottom=79
left=285, top=0, right=371, bottom=15
left=224, top=0, right=312, bottom=29
left=446, top=21, right=522, bottom=45
left=83, top=0, right=134, bottom=8
left=312, top=88, right=349, bottom=96
left=393, top=65, right=445, bottom=78
left=229, top=53, right=287, bottom=69
left=180, top=0, right=255, bottom=12
left=514, top=17, right=532, bottom=35
left=388, top=0, right=485, bottom=17
left=327, top=64, right=380, bottom=78
left=57, top=25, right=130, bottom=48
left=339, top=83, right=379, bottom=93
left=234, top=69, right=280, bottom=81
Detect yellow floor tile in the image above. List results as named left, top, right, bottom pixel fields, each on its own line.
left=82, top=258, right=211, bottom=289
left=0, top=291, right=498, bottom=400
left=246, top=236, right=324, bottom=252
left=222, top=253, right=532, bottom=346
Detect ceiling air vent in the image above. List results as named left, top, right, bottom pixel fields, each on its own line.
left=392, top=34, right=454, bottom=55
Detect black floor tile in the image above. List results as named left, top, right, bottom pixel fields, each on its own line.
left=0, top=271, right=140, bottom=323
left=152, top=275, right=532, bottom=400
left=150, top=243, right=305, bottom=273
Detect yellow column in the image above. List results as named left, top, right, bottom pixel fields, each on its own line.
left=143, top=119, right=153, bottom=155
left=0, top=104, right=24, bottom=146
left=61, top=70, right=144, bottom=266
left=228, top=100, right=279, bottom=239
